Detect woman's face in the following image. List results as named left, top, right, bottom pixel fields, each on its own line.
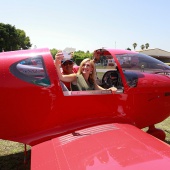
left=81, top=61, right=93, bottom=75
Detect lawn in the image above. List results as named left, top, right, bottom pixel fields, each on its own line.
left=0, top=140, right=31, bottom=170
left=0, top=117, right=170, bottom=170
left=155, top=116, right=170, bottom=144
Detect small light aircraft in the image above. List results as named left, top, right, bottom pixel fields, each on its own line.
left=0, top=48, right=170, bottom=169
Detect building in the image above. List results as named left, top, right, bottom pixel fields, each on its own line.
left=138, top=48, right=170, bottom=65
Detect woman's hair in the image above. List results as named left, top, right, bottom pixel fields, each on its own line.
left=77, top=58, right=96, bottom=84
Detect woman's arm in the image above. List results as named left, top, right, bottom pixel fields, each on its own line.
left=95, top=84, right=117, bottom=92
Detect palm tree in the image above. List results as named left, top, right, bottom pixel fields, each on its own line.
left=141, top=44, right=145, bottom=50
left=133, top=43, right=137, bottom=50
left=145, top=43, right=149, bottom=49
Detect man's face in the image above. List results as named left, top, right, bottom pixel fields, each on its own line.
left=61, top=60, right=74, bottom=74
left=93, top=52, right=100, bottom=63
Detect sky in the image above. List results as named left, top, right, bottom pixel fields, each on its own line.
left=1, top=0, right=170, bottom=52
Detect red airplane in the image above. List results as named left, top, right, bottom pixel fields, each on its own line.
left=0, top=48, right=170, bottom=169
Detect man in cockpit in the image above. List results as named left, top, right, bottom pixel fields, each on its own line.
left=55, top=51, right=78, bottom=90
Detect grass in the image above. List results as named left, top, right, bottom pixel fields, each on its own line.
left=155, top=117, right=170, bottom=144
left=0, top=117, right=170, bottom=170
left=0, top=141, right=31, bottom=170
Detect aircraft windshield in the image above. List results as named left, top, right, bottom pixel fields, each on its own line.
left=93, top=51, right=170, bottom=90
left=116, top=53, right=170, bottom=74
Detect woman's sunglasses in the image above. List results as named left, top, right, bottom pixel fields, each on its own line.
left=63, top=61, right=73, bottom=66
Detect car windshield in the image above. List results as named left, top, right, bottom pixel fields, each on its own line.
left=116, top=53, right=170, bottom=74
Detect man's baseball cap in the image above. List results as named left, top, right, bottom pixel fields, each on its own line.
left=61, top=58, right=74, bottom=64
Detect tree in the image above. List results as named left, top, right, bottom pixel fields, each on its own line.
left=133, top=43, right=137, bottom=50
left=145, top=43, right=149, bottom=49
left=126, top=47, right=131, bottom=51
left=73, top=50, right=93, bottom=65
left=0, top=23, right=18, bottom=51
left=0, top=23, right=32, bottom=52
left=50, top=48, right=58, bottom=59
left=74, top=50, right=93, bottom=59
left=17, top=29, right=31, bottom=49
left=140, top=44, right=145, bottom=50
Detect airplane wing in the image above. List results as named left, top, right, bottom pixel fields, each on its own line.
left=31, top=123, right=170, bottom=170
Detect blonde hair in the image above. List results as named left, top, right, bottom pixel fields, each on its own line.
left=77, top=58, right=96, bottom=84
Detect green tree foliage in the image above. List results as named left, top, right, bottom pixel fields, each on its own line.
left=0, top=23, right=32, bottom=52
left=49, top=49, right=93, bottom=65
left=73, top=50, right=93, bottom=65
left=126, top=47, right=131, bottom=51
left=73, top=50, right=93, bottom=59
left=133, top=43, right=137, bottom=50
left=145, top=43, right=149, bottom=49
left=140, top=44, right=145, bottom=50
left=0, top=23, right=18, bottom=51
left=50, top=48, right=58, bottom=59
left=17, top=29, right=31, bottom=50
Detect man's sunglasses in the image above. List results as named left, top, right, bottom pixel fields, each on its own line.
left=63, top=61, right=73, bottom=66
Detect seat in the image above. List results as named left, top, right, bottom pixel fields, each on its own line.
left=60, top=81, right=69, bottom=91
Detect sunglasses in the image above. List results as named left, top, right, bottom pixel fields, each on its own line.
left=63, top=61, right=73, bottom=66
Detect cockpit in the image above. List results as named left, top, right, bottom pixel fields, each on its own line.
left=9, top=48, right=170, bottom=97
left=93, top=49, right=170, bottom=90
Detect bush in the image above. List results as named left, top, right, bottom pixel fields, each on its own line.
left=75, top=58, right=84, bottom=65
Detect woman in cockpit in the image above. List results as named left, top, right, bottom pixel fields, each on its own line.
left=55, top=56, right=117, bottom=92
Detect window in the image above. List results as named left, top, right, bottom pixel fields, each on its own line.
left=10, top=56, right=51, bottom=87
